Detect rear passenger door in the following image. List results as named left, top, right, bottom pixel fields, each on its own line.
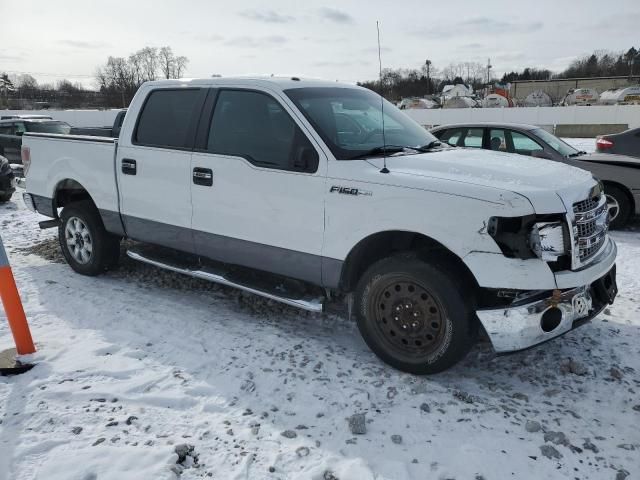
left=190, top=88, right=327, bottom=284
left=116, top=87, right=207, bottom=252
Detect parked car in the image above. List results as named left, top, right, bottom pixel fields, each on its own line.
left=22, top=77, right=617, bottom=374
left=0, top=114, right=53, bottom=120
left=596, top=127, right=640, bottom=158
left=0, top=119, right=72, bottom=164
left=0, top=154, right=16, bottom=202
left=431, top=123, right=640, bottom=229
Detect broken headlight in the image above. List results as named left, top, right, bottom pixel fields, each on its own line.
left=488, top=215, right=568, bottom=264
left=528, top=222, right=566, bottom=261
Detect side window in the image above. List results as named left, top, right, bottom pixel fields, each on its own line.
left=208, top=90, right=319, bottom=173
left=461, top=128, right=484, bottom=148
left=509, top=130, right=543, bottom=156
left=0, top=125, right=12, bottom=135
left=135, top=89, right=202, bottom=148
left=489, top=129, right=508, bottom=152
left=437, top=128, right=464, bottom=146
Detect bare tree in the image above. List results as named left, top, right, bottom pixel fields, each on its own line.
left=159, top=46, right=174, bottom=79
left=174, top=56, right=188, bottom=78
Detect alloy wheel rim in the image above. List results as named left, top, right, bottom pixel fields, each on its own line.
left=65, top=216, right=93, bottom=264
left=605, top=194, right=620, bottom=222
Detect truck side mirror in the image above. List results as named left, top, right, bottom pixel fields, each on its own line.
left=294, top=145, right=319, bottom=173
left=532, top=150, right=552, bottom=160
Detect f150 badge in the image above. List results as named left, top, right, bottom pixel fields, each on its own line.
left=330, top=186, right=372, bottom=197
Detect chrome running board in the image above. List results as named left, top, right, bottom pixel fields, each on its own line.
left=126, top=248, right=324, bottom=312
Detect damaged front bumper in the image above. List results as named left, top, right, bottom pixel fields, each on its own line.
left=476, top=265, right=618, bottom=353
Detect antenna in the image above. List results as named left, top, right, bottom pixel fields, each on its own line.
left=377, top=21, right=389, bottom=174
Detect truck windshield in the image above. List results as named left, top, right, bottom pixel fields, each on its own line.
left=533, top=128, right=579, bottom=157
left=284, top=87, right=437, bottom=160
left=26, top=121, right=72, bottom=135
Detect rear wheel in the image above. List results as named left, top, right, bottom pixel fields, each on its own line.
left=58, top=201, right=120, bottom=276
left=354, top=255, right=476, bottom=374
left=604, top=184, right=631, bottom=230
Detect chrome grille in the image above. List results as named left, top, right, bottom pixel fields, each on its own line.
left=572, top=194, right=609, bottom=266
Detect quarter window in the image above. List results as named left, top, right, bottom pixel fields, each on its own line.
left=135, top=89, right=202, bottom=148
left=207, top=90, right=318, bottom=173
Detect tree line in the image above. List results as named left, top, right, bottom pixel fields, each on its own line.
left=360, top=47, right=639, bottom=102
left=0, top=45, right=188, bottom=109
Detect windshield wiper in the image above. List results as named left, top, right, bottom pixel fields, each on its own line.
left=568, top=150, right=587, bottom=158
left=349, top=145, right=410, bottom=160
left=417, top=140, right=442, bottom=151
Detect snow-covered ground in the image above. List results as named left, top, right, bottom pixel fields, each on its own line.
left=1, top=192, right=639, bottom=480
left=562, top=138, right=597, bottom=154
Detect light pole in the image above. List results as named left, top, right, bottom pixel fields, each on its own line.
left=425, top=59, right=432, bottom=95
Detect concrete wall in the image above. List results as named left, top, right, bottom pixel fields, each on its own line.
left=405, top=104, right=640, bottom=137
left=510, top=76, right=640, bottom=102
left=0, top=109, right=122, bottom=128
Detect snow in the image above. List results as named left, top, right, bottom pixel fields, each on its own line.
left=561, top=138, right=596, bottom=153
left=1, top=188, right=639, bottom=480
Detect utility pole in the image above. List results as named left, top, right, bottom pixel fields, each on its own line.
left=425, top=59, right=431, bottom=95
left=486, top=58, right=492, bottom=85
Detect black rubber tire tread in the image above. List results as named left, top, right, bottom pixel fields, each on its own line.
left=58, top=200, right=120, bottom=276
left=354, top=253, right=476, bottom=375
left=604, top=184, right=632, bottom=230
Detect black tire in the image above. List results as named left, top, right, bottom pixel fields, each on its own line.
left=58, top=200, right=120, bottom=276
left=354, top=254, right=476, bottom=374
left=604, top=184, right=631, bottom=230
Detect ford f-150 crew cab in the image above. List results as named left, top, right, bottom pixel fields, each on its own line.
left=21, top=77, right=618, bottom=374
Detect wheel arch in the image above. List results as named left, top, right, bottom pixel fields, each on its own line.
left=52, top=178, right=97, bottom=217
left=338, top=230, right=479, bottom=294
left=601, top=180, right=635, bottom=214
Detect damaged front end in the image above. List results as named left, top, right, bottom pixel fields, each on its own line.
left=476, top=265, right=618, bottom=353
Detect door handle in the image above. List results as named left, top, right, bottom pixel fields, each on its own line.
left=122, top=158, right=137, bottom=175
left=193, top=167, right=213, bottom=186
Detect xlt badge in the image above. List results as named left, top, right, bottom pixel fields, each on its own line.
left=330, top=186, right=372, bottom=196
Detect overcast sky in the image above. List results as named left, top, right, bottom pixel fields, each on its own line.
left=1, top=0, right=638, bottom=89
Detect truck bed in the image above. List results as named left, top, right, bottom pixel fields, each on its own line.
left=22, top=132, right=119, bottom=219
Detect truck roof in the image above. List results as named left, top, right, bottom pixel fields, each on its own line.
left=141, top=76, right=360, bottom=91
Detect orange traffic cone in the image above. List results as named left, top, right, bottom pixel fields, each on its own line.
left=0, top=233, right=35, bottom=375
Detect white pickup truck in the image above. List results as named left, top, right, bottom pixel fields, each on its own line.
left=22, top=77, right=618, bottom=374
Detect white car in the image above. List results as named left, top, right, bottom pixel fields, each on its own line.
left=21, top=77, right=618, bottom=374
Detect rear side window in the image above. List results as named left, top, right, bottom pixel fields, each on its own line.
left=207, top=90, right=318, bottom=172
left=135, top=89, right=202, bottom=148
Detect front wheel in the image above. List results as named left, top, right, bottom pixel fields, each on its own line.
left=354, top=255, right=476, bottom=374
left=604, top=185, right=631, bottom=230
left=58, top=201, right=120, bottom=276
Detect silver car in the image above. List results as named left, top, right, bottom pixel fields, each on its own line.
left=431, top=122, right=640, bottom=229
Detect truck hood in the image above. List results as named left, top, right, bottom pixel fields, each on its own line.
left=366, top=148, right=596, bottom=213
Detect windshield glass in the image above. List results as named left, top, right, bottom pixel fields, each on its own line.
left=284, top=87, right=437, bottom=160
left=25, top=121, right=72, bottom=135
left=533, top=128, right=579, bottom=157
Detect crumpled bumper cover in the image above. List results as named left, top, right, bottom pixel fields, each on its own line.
left=476, top=265, right=617, bottom=353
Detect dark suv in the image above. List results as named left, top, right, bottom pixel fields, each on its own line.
left=0, top=119, right=72, bottom=164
